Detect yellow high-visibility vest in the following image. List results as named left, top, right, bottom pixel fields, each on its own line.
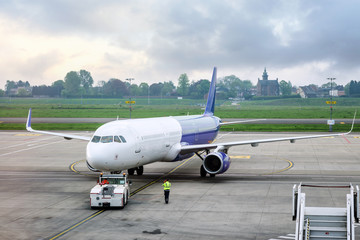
left=163, top=181, right=171, bottom=190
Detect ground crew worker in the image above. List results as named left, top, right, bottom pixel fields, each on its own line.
left=101, top=179, right=109, bottom=185
left=162, top=179, right=171, bottom=204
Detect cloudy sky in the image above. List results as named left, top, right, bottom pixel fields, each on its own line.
left=1, top=0, right=360, bottom=89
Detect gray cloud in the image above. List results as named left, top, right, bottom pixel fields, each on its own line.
left=0, top=0, right=360, bottom=87
left=19, top=51, right=62, bottom=82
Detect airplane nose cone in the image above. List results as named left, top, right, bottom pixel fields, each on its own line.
left=86, top=143, right=116, bottom=171
left=86, top=142, right=124, bottom=171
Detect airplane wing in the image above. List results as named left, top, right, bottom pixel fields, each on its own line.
left=26, top=108, right=91, bottom=141
left=180, top=113, right=356, bottom=154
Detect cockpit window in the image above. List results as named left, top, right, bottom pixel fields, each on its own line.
left=114, top=136, right=122, bottom=143
left=119, top=136, right=127, bottom=143
left=100, top=136, right=113, bottom=143
left=91, top=136, right=101, bottom=143
left=92, top=135, right=125, bottom=143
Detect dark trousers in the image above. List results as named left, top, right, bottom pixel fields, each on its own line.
left=164, top=190, right=170, bottom=203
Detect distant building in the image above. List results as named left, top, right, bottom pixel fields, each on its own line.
left=329, top=90, right=345, bottom=97
left=334, top=85, right=345, bottom=97
left=297, top=84, right=346, bottom=99
left=9, top=86, right=32, bottom=96
left=256, top=68, right=279, bottom=96
left=298, top=85, right=318, bottom=98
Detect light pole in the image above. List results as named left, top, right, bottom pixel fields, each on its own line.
left=126, top=78, right=134, bottom=119
left=327, top=77, right=335, bottom=132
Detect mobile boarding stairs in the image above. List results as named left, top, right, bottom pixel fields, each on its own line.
left=293, top=183, right=360, bottom=240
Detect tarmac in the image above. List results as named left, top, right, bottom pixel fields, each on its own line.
left=1, top=130, right=360, bottom=240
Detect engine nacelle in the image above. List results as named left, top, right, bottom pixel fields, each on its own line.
left=203, top=152, right=231, bottom=175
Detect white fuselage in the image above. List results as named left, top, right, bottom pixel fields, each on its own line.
left=86, top=115, right=220, bottom=172
left=86, top=117, right=183, bottom=171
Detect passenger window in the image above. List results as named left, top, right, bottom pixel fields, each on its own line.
left=101, top=136, right=113, bottom=143
left=91, top=136, right=101, bottom=143
left=120, top=136, right=127, bottom=143
left=114, top=136, right=122, bottom=143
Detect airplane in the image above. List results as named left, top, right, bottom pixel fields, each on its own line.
left=26, top=67, right=355, bottom=177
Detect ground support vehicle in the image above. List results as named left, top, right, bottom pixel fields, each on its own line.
left=292, top=183, right=359, bottom=240
left=90, top=173, right=130, bottom=209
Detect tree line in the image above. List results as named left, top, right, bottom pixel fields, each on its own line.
left=349, top=80, right=360, bottom=97
left=2, top=69, right=360, bottom=99
left=2, top=69, right=260, bottom=99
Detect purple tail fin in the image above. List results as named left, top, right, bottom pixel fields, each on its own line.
left=203, top=67, right=217, bottom=116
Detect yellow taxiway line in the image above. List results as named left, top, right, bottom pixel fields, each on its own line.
left=48, top=210, right=105, bottom=240
left=51, top=155, right=196, bottom=240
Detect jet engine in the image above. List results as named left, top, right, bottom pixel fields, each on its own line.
left=203, top=152, right=231, bottom=175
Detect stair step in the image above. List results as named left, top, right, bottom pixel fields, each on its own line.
left=306, top=219, right=347, bottom=227
left=305, top=214, right=347, bottom=222
left=310, top=226, right=347, bottom=232
left=309, top=236, right=347, bottom=239
left=308, top=226, right=347, bottom=238
left=305, top=207, right=347, bottom=216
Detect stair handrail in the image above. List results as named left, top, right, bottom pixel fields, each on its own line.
left=349, top=184, right=355, bottom=240
left=305, top=218, right=310, bottom=240
left=295, top=183, right=306, bottom=240
left=355, top=185, right=359, bottom=223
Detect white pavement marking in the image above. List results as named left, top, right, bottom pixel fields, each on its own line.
left=278, top=236, right=295, bottom=239
left=0, top=177, right=84, bottom=181
left=216, top=132, right=232, bottom=140
left=0, top=135, right=57, bottom=150
left=0, top=139, right=66, bottom=157
left=269, top=234, right=295, bottom=240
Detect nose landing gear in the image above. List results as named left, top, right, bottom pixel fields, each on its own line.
left=128, top=166, right=144, bottom=175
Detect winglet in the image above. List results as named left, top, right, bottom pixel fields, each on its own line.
left=26, top=108, right=33, bottom=131
left=204, top=67, right=217, bottom=116
left=25, top=108, right=91, bottom=141
left=347, top=110, right=357, bottom=134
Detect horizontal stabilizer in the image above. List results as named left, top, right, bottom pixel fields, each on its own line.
left=219, top=119, right=267, bottom=126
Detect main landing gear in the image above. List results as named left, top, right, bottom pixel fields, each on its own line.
left=200, top=165, right=207, bottom=177
left=128, top=166, right=144, bottom=176
left=200, top=165, right=215, bottom=178
left=197, top=152, right=216, bottom=178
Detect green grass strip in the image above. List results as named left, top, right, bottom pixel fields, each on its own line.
left=1, top=123, right=358, bottom=132
left=221, top=124, right=359, bottom=132
left=0, top=123, right=102, bottom=131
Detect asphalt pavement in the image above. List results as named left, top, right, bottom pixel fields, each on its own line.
left=1, top=131, right=360, bottom=239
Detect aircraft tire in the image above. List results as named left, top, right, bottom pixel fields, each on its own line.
left=210, top=174, right=215, bottom=178
left=128, top=168, right=135, bottom=175
left=200, top=165, right=207, bottom=177
left=125, top=191, right=129, bottom=205
left=120, top=195, right=126, bottom=209
left=136, top=166, right=144, bottom=175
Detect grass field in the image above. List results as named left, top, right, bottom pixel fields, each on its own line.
left=1, top=97, right=359, bottom=131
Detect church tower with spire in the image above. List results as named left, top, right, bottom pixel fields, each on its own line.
left=262, top=68, right=268, bottom=81
left=256, top=68, right=279, bottom=96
